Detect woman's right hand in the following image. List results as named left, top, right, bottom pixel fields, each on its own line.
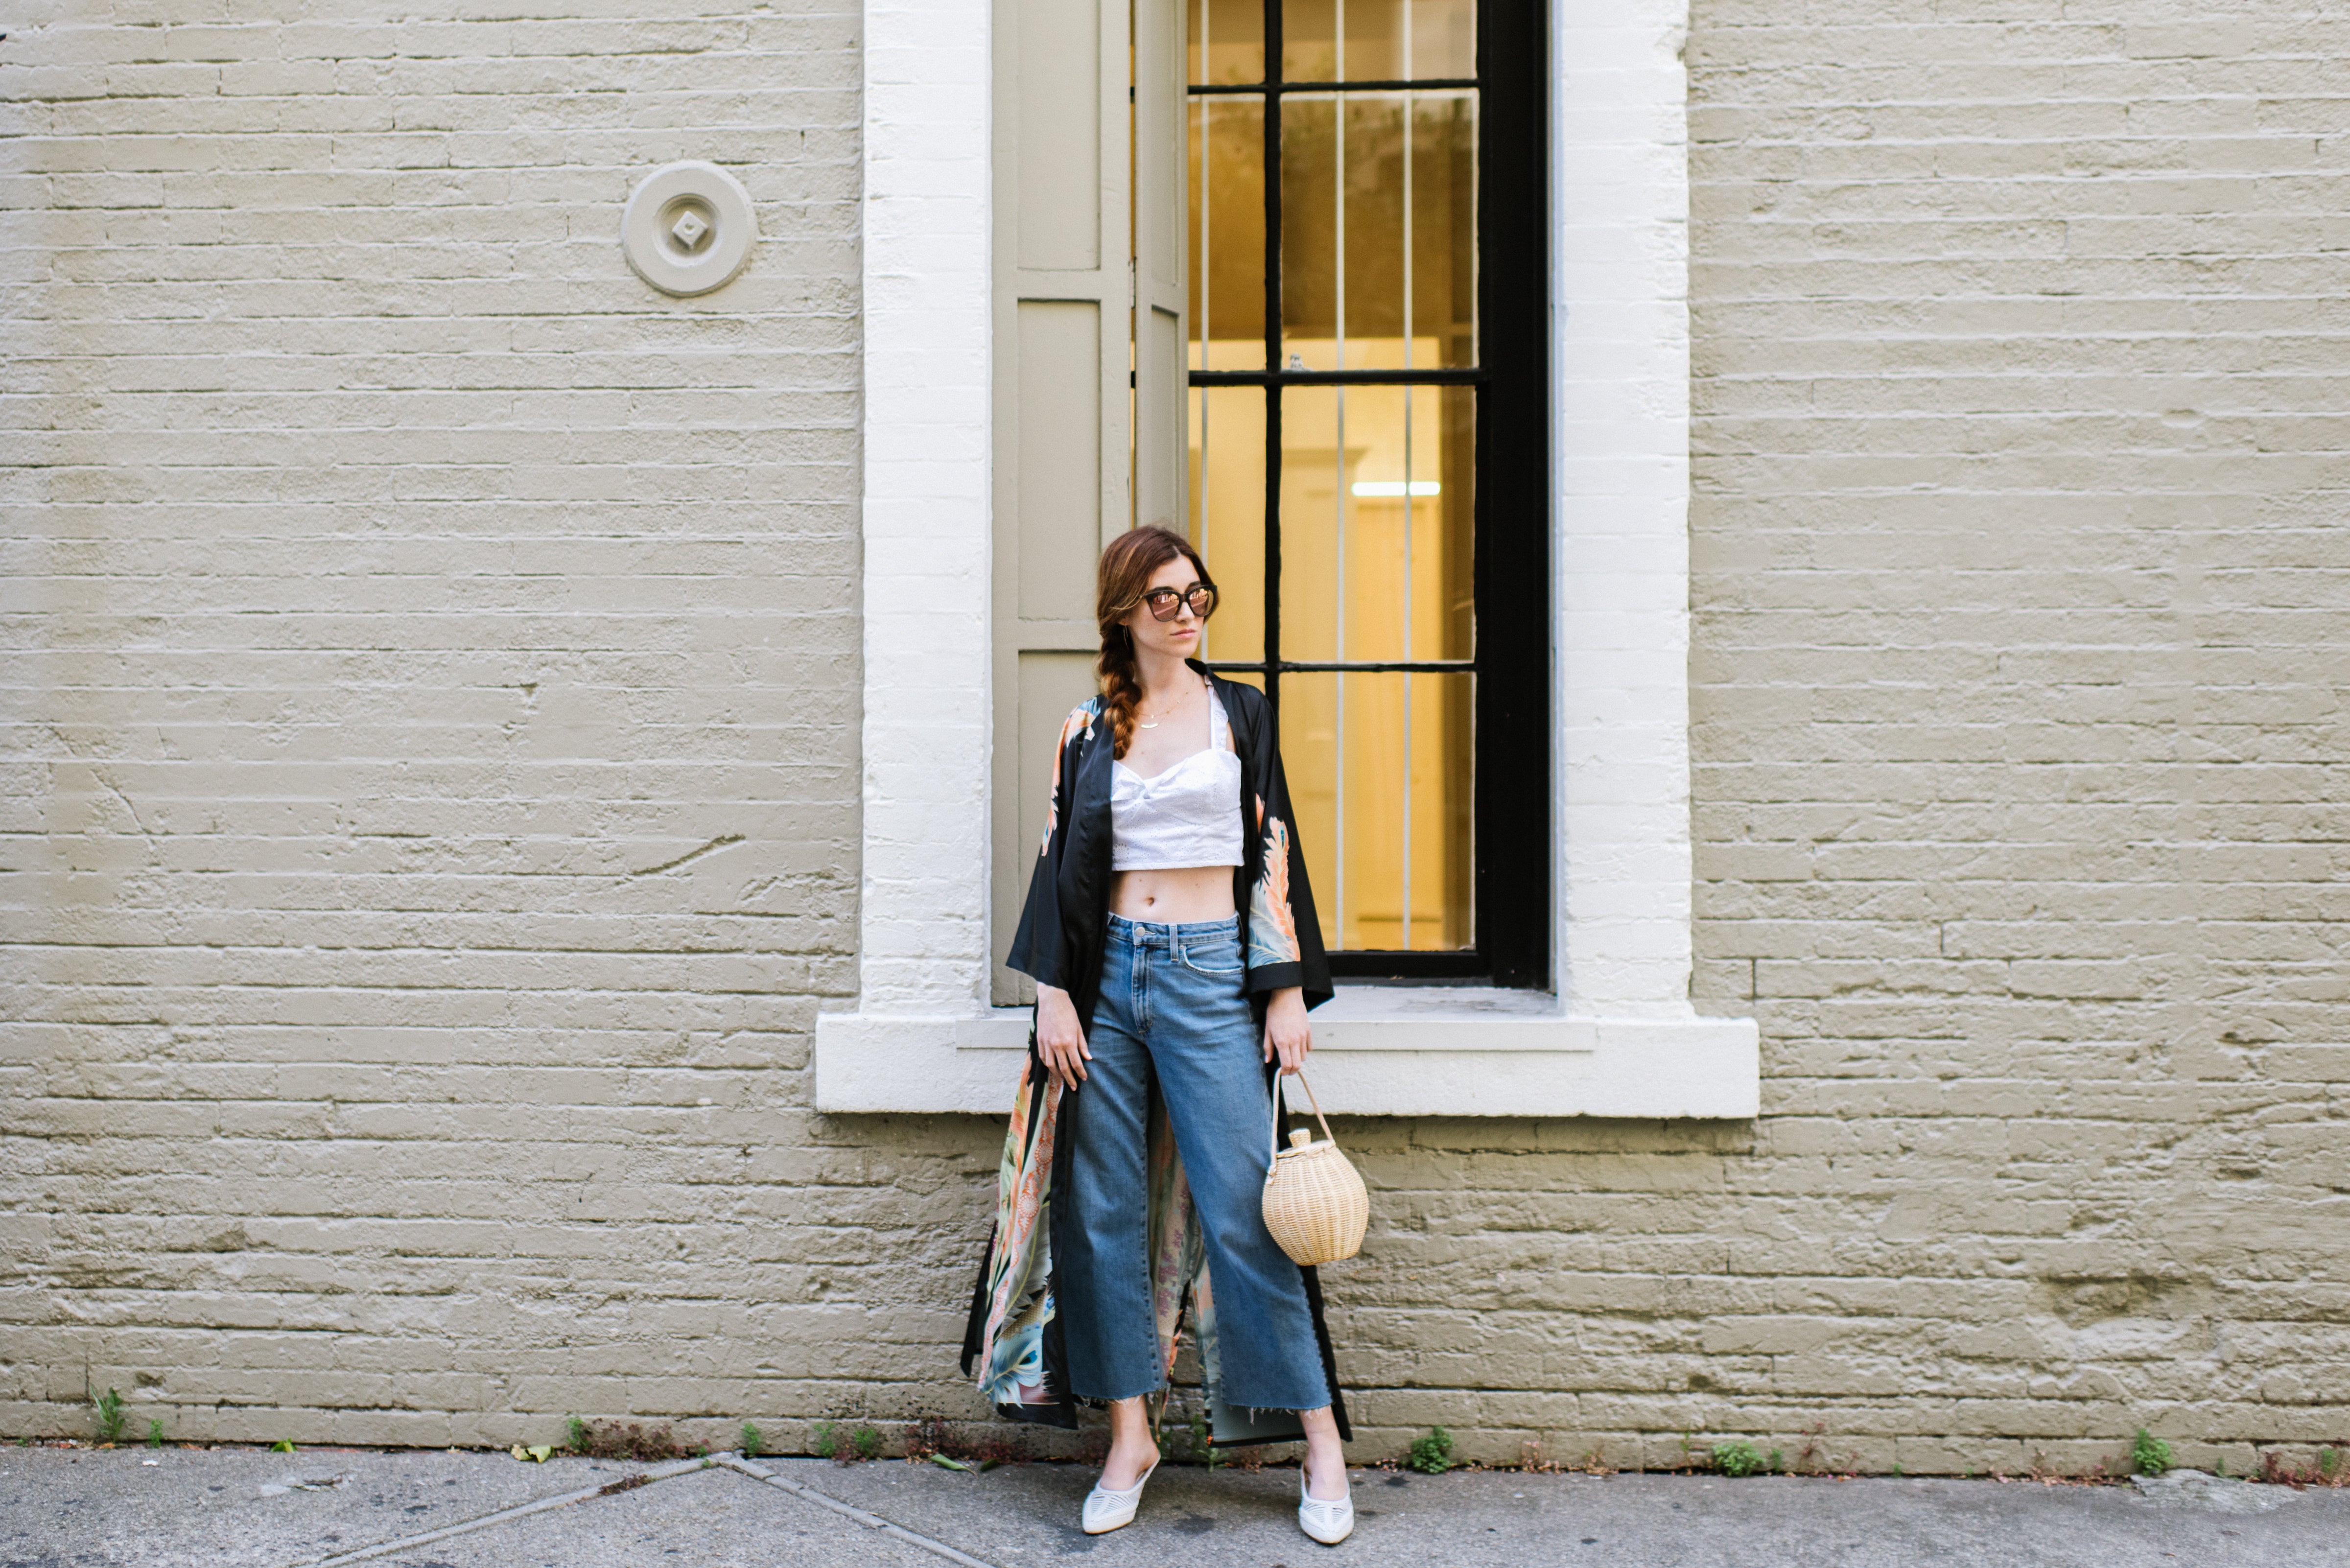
left=1035, top=984, right=1090, bottom=1090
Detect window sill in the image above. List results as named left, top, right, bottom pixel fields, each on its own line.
left=813, top=988, right=1758, bottom=1117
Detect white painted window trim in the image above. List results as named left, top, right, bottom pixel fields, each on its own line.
left=818, top=0, right=1757, bottom=1116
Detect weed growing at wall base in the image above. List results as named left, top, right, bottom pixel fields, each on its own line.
left=740, top=1423, right=763, bottom=1459
left=2133, top=1429, right=2173, bottom=1476
left=808, top=1421, right=882, bottom=1462
left=1712, top=1441, right=1768, bottom=1477
left=1189, top=1411, right=1222, bottom=1469
left=566, top=1419, right=682, bottom=1461
left=1408, top=1428, right=1455, bottom=1474
left=89, top=1386, right=126, bottom=1446
left=2258, top=1445, right=2350, bottom=1487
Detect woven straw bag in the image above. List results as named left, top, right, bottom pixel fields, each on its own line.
left=1260, top=1069, right=1368, bottom=1266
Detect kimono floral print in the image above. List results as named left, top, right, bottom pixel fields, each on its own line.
left=966, top=1061, right=1205, bottom=1414
left=1251, top=815, right=1301, bottom=971
left=961, top=670, right=1347, bottom=1444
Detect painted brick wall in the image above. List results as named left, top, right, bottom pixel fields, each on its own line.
left=0, top=0, right=918, bottom=1449
left=6, top=0, right=2347, bottom=1477
left=1674, top=0, right=2350, bottom=1472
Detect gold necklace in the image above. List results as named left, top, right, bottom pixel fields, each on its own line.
left=1135, top=679, right=1196, bottom=730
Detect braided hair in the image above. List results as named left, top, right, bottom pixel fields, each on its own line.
left=1095, top=525, right=1212, bottom=760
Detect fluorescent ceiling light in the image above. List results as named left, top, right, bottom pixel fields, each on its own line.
left=1349, top=480, right=1440, bottom=497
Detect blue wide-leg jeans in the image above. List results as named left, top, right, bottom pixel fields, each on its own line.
left=1058, top=913, right=1331, bottom=1413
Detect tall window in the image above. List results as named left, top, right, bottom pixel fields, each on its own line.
left=1184, top=0, right=1546, bottom=983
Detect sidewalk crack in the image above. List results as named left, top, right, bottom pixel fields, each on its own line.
left=293, top=1453, right=716, bottom=1567
left=289, top=1452, right=1002, bottom=1568
left=718, top=1456, right=1003, bottom=1568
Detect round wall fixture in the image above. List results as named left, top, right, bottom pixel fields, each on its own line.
left=621, top=161, right=756, bottom=297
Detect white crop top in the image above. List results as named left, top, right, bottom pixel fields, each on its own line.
left=1109, top=688, right=1245, bottom=871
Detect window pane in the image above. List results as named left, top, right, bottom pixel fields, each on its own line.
left=1431, top=384, right=1474, bottom=659
left=1277, top=384, right=1474, bottom=662
left=1282, top=0, right=1473, bottom=82
left=1281, top=93, right=1475, bottom=371
left=1283, top=670, right=1474, bottom=950
left=1188, top=384, right=1267, bottom=665
left=1188, top=0, right=1264, bottom=86
left=1409, top=0, right=1475, bottom=79
left=1413, top=94, right=1477, bottom=367
left=1282, top=0, right=1380, bottom=82
left=1190, top=96, right=1266, bottom=370
left=1277, top=96, right=1336, bottom=368
left=1185, top=0, right=1490, bottom=965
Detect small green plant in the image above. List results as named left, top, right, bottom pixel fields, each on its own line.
left=270, top=1439, right=296, bottom=1453
left=1890, top=1461, right=1903, bottom=1478
left=146, top=1420, right=165, bottom=1449
left=92, top=1386, right=128, bottom=1445
left=2321, top=1447, right=2340, bottom=1479
left=1407, top=1426, right=1455, bottom=1475
left=564, top=1419, right=681, bottom=1461
left=1712, top=1440, right=1765, bottom=1478
left=853, top=1424, right=884, bottom=1461
left=740, top=1422, right=764, bottom=1459
left=813, top=1421, right=838, bottom=1460
left=1190, top=1410, right=1221, bottom=1470
left=2132, top=1428, right=2172, bottom=1477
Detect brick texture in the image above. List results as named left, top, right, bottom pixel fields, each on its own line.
left=1676, top=0, right=2350, bottom=1473
left=0, top=0, right=940, bottom=1453
left=5, top=0, right=2347, bottom=1477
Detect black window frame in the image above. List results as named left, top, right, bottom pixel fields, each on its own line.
left=1188, top=0, right=1550, bottom=987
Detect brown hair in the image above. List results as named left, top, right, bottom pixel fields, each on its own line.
left=1096, top=524, right=1213, bottom=760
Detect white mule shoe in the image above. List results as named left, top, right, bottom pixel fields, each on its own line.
left=1081, top=1455, right=1160, bottom=1535
left=1298, top=1468, right=1354, bottom=1545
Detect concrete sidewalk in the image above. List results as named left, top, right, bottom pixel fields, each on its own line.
left=2, top=1444, right=2344, bottom=1568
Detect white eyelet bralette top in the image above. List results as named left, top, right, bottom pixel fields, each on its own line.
left=1109, top=685, right=1245, bottom=871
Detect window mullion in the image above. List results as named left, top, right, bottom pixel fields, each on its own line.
left=1261, top=0, right=1284, bottom=720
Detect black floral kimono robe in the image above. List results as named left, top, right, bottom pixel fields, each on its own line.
left=959, top=663, right=1350, bottom=1444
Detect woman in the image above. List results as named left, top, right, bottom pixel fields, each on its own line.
left=959, top=526, right=1354, bottom=1545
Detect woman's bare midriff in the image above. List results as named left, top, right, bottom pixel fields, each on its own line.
left=1109, top=865, right=1237, bottom=924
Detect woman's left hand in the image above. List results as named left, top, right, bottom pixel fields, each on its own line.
left=1262, top=986, right=1312, bottom=1075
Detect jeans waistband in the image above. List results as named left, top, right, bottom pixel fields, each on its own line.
left=1105, top=912, right=1239, bottom=949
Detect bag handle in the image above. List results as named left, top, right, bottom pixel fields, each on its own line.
left=1270, top=1066, right=1340, bottom=1162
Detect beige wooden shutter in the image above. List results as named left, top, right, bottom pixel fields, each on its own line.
left=1133, top=0, right=1190, bottom=535
left=989, top=0, right=1138, bottom=1002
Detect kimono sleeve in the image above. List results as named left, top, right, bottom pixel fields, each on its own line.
left=1244, top=724, right=1335, bottom=1010
left=1004, top=703, right=1094, bottom=990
